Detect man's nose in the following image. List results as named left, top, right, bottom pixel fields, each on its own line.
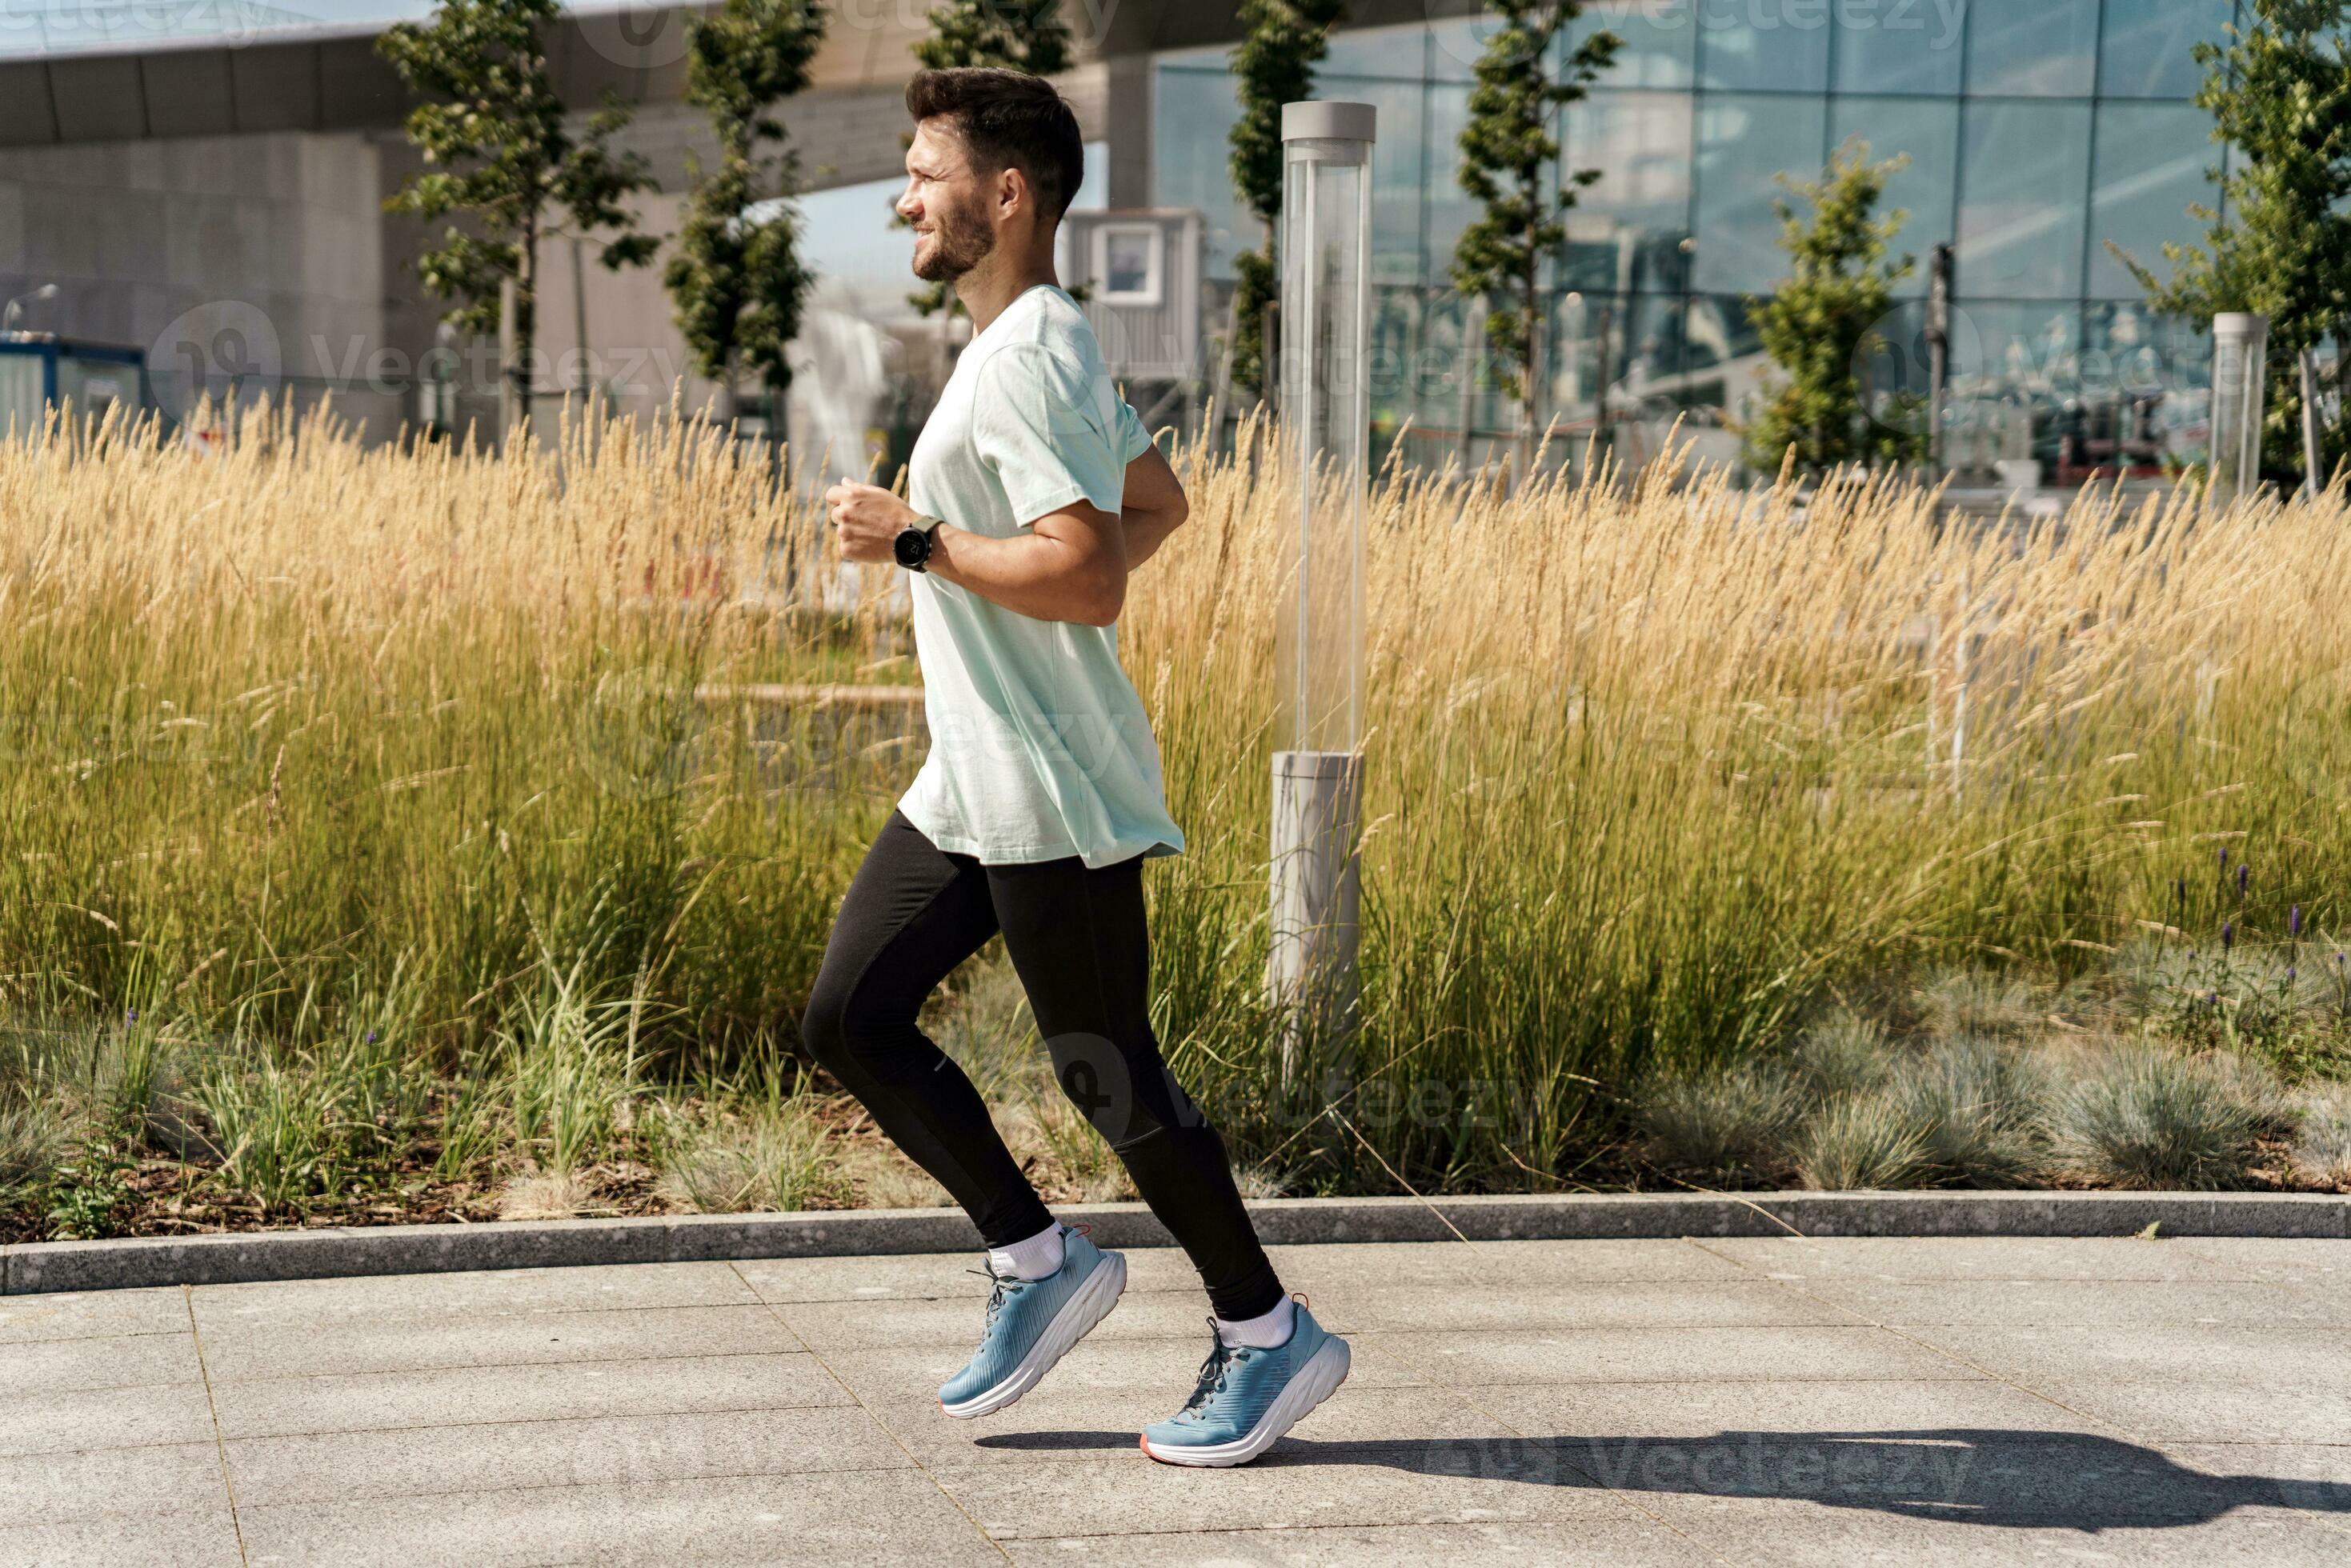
left=895, top=186, right=921, bottom=221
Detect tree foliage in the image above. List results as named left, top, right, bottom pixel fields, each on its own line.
left=2109, top=0, right=2351, bottom=484
left=1740, top=139, right=1924, bottom=477
left=914, top=0, right=1071, bottom=74
left=1450, top=2, right=1617, bottom=458
left=1227, top=0, right=1348, bottom=400
left=378, top=0, right=658, bottom=431
left=664, top=0, right=827, bottom=410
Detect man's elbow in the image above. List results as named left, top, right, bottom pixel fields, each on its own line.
left=1072, top=561, right=1127, bottom=627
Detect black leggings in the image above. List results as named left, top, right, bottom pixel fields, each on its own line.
left=801, top=810, right=1283, bottom=1321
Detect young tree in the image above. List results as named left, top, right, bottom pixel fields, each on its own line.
left=903, top=1, right=1073, bottom=320
left=1450, top=2, right=1618, bottom=475
left=664, top=0, right=827, bottom=426
left=1740, top=140, right=1925, bottom=478
left=379, top=0, right=659, bottom=440
left=1227, top=0, right=1348, bottom=402
left=2109, top=0, right=2351, bottom=486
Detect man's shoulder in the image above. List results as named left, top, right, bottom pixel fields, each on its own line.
left=981, top=288, right=1105, bottom=374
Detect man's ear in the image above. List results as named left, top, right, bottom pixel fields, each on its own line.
left=995, top=165, right=1030, bottom=226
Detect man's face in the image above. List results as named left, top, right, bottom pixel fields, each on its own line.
left=898, top=120, right=997, bottom=284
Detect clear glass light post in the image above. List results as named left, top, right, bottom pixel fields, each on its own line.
left=2209, top=312, right=2269, bottom=511
left=1269, top=101, right=1375, bottom=1076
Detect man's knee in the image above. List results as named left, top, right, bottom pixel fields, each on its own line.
left=801, top=966, right=918, bottom=1080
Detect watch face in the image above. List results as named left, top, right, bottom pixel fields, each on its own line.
left=894, top=527, right=927, bottom=569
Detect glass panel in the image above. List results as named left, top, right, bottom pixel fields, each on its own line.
left=1103, top=234, right=1154, bottom=295
left=1562, top=90, right=1695, bottom=294
left=1692, top=93, right=1828, bottom=295
left=1696, top=4, right=1832, bottom=92
left=0, top=353, right=43, bottom=441
left=1320, top=75, right=1427, bottom=287
left=1831, top=0, right=1966, bottom=94
left=1424, top=82, right=1480, bottom=290
left=2079, top=302, right=2214, bottom=478
left=1318, top=18, right=1432, bottom=79
left=1152, top=66, right=1251, bottom=284
left=1564, top=0, right=1700, bottom=89
left=2100, top=0, right=2235, bottom=99
left=1828, top=98, right=1961, bottom=296
left=2088, top=102, right=2218, bottom=298
left=1956, top=102, right=2093, bottom=299
left=1965, top=0, right=2101, bottom=98
left=1941, top=301, right=2085, bottom=481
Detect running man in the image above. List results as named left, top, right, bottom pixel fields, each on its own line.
left=807, top=68, right=1348, bottom=1467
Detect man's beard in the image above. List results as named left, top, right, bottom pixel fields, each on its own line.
left=913, top=197, right=996, bottom=283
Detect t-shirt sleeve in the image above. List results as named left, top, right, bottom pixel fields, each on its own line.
left=1115, top=398, right=1155, bottom=465
left=971, top=344, right=1128, bottom=524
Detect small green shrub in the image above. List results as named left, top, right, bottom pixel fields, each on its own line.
left=2049, top=1046, right=2263, bottom=1190
left=1640, top=1064, right=1800, bottom=1174
left=1917, top=969, right=2040, bottom=1039
left=2290, top=1089, right=2351, bottom=1189
left=1894, top=1035, right=2049, bottom=1187
left=1791, top=1010, right=1891, bottom=1100
left=657, top=1092, right=842, bottom=1213
left=1790, top=1096, right=1933, bottom=1190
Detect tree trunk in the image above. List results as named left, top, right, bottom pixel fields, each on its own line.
left=1519, top=205, right=1540, bottom=489
left=507, top=222, right=537, bottom=450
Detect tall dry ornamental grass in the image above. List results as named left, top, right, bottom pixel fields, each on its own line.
left=3, top=404, right=2347, bottom=1190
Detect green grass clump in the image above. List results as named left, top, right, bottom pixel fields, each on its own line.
left=2049, top=1047, right=2266, bottom=1190
left=1894, top=1035, right=2048, bottom=1187
left=1790, top=1096, right=1935, bottom=1190
left=1640, top=1065, right=1801, bottom=1176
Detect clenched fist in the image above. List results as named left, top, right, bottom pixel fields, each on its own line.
left=826, top=482, right=919, bottom=564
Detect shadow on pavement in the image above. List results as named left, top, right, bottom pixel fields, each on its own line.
left=977, top=1427, right=2351, bottom=1529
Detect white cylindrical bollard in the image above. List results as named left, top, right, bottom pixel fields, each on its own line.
left=1269, top=101, right=1375, bottom=1082
left=2209, top=312, right=2269, bottom=510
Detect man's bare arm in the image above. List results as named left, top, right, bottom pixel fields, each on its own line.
left=1118, top=443, right=1191, bottom=570
left=825, top=482, right=1128, bottom=626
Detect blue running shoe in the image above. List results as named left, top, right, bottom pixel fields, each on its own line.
left=1139, top=1300, right=1350, bottom=1467
left=938, top=1225, right=1126, bottom=1419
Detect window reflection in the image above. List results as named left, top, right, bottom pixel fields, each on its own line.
left=1957, top=102, right=2093, bottom=299
left=1693, top=93, right=1828, bottom=296
left=1696, top=4, right=1830, bottom=93
left=2100, top=0, right=2237, bottom=99
left=1562, top=0, right=1699, bottom=90
left=1562, top=90, right=1695, bottom=294
left=1152, top=66, right=1249, bottom=283
left=2089, top=103, right=2218, bottom=298
left=1965, top=0, right=2102, bottom=98
left=1828, top=98, right=1960, bottom=296
left=1832, top=1, right=1965, bottom=94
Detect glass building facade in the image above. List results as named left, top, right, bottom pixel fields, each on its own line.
left=1153, top=0, right=2241, bottom=480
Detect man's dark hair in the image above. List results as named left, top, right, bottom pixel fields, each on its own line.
left=906, top=68, right=1085, bottom=226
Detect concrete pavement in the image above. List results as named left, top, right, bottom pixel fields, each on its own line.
left=4, top=1234, right=2349, bottom=1565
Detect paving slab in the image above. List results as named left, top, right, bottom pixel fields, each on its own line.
left=194, top=1302, right=790, bottom=1382
left=230, top=1470, right=1003, bottom=1567
left=1461, top=1378, right=2103, bottom=1445
left=0, top=1328, right=202, bottom=1398
left=1784, top=1276, right=2351, bottom=1330
left=14, top=1235, right=2351, bottom=1564
left=1364, top=1324, right=1977, bottom=1387
left=0, top=1381, right=220, bottom=1459
left=0, top=1285, right=191, bottom=1344
left=1002, top=1519, right=1719, bottom=1566
left=207, top=1350, right=851, bottom=1441
left=222, top=1405, right=911, bottom=1507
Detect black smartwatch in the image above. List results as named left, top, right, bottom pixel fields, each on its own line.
left=894, top=514, right=942, bottom=573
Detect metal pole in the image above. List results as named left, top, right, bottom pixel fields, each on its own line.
left=1926, top=243, right=1952, bottom=479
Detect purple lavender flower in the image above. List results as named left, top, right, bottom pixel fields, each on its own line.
left=126, top=1009, right=136, bottom=1023
left=2222, top=922, right=2236, bottom=950
left=2287, top=966, right=2297, bottom=982
left=365, top=1030, right=378, bottom=1044
left=2291, top=906, right=2304, bottom=937
left=2221, top=847, right=2231, bottom=871
left=2237, top=862, right=2250, bottom=895
left=2209, top=990, right=2221, bottom=1006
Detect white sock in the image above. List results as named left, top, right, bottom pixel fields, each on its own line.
left=1215, top=1296, right=1296, bottom=1350
left=988, top=1222, right=1064, bottom=1282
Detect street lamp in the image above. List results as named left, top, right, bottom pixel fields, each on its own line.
left=2209, top=312, right=2269, bottom=511
left=2, top=283, right=58, bottom=334
left=1268, top=101, right=1374, bottom=1082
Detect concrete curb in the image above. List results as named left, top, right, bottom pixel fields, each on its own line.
left=6, top=1190, right=2346, bottom=1294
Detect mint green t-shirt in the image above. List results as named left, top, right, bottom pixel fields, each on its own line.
left=896, top=285, right=1185, bottom=869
